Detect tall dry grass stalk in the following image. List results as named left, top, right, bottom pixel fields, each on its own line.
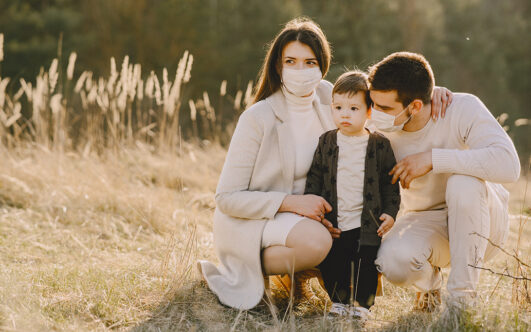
left=0, top=33, right=4, bottom=63
left=0, top=35, right=529, bottom=332
left=512, top=161, right=531, bottom=307
left=0, top=36, right=250, bottom=154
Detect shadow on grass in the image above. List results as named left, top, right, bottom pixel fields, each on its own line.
left=129, top=280, right=290, bottom=331
left=375, top=303, right=529, bottom=332
left=129, top=280, right=368, bottom=331
left=129, top=281, right=528, bottom=331
left=130, top=277, right=529, bottom=331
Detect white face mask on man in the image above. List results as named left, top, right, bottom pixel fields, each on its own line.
left=370, top=103, right=413, bottom=132
left=281, top=67, right=322, bottom=97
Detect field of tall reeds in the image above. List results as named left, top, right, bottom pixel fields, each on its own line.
left=0, top=35, right=255, bottom=154
left=0, top=34, right=530, bottom=331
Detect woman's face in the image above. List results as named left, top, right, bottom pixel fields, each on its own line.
left=281, top=41, right=319, bottom=70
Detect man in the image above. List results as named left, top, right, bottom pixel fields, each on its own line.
left=367, top=52, right=520, bottom=311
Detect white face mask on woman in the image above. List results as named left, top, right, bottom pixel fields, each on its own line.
left=370, top=103, right=413, bottom=132
left=281, top=67, right=322, bottom=97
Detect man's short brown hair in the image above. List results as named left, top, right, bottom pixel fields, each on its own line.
left=332, top=70, right=371, bottom=108
left=368, top=52, right=434, bottom=106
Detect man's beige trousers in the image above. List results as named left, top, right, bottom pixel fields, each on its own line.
left=375, top=174, right=510, bottom=298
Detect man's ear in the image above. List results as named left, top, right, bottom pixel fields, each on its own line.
left=410, top=99, right=424, bottom=115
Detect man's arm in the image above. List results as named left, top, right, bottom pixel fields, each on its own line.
left=390, top=94, right=520, bottom=188
left=431, top=94, right=520, bottom=183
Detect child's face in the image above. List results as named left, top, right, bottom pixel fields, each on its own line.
left=332, top=91, right=369, bottom=136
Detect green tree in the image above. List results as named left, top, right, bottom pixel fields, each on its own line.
left=0, top=0, right=86, bottom=81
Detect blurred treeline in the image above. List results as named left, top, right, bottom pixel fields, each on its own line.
left=0, top=0, right=529, bottom=158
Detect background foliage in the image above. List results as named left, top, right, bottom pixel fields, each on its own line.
left=0, top=2, right=529, bottom=330
left=0, top=0, right=529, bottom=157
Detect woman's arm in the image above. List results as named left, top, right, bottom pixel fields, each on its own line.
left=215, top=110, right=288, bottom=220
left=216, top=108, right=333, bottom=221
left=431, top=86, right=453, bottom=120
left=278, top=194, right=332, bottom=222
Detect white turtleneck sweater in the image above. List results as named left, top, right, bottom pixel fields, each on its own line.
left=281, top=86, right=325, bottom=194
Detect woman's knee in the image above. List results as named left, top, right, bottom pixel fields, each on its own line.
left=310, top=225, right=333, bottom=263
left=286, top=219, right=332, bottom=265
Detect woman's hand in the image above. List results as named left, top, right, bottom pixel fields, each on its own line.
left=279, top=194, right=340, bottom=237
left=377, top=213, right=395, bottom=237
left=279, top=194, right=332, bottom=221
left=431, top=86, right=453, bottom=120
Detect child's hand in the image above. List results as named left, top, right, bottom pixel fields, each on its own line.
left=377, top=213, right=394, bottom=237
left=321, top=218, right=341, bottom=239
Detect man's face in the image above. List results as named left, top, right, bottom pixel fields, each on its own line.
left=370, top=90, right=410, bottom=126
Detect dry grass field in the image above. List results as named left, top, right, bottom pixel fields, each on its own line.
left=0, top=44, right=529, bottom=331
left=0, top=143, right=529, bottom=331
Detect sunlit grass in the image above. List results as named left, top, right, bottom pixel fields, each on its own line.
left=0, top=145, right=529, bottom=331
left=0, top=35, right=529, bottom=331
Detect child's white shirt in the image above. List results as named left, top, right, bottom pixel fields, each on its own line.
left=336, top=131, right=369, bottom=231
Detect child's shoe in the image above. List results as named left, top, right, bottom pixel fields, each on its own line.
left=329, top=302, right=350, bottom=316
left=328, top=303, right=370, bottom=321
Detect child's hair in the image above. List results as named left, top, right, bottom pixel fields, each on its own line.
left=332, top=70, right=372, bottom=109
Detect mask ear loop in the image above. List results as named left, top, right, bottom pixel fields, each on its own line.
left=402, top=104, right=414, bottom=126
left=394, top=103, right=414, bottom=128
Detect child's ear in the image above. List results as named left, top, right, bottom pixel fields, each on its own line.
left=367, top=106, right=372, bottom=119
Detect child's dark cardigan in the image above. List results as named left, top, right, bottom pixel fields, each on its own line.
left=304, top=129, right=400, bottom=246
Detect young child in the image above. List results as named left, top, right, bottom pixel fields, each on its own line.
left=304, top=70, right=400, bottom=317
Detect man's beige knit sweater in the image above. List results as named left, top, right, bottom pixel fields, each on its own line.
left=381, top=93, right=520, bottom=213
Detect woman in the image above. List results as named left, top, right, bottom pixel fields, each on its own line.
left=198, top=17, right=451, bottom=310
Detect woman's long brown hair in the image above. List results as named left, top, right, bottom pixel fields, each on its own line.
left=251, top=17, right=331, bottom=105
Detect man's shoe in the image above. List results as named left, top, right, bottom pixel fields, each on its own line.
left=414, top=289, right=441, bottom=312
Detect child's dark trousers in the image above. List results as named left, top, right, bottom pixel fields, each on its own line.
left=318, top=227, right=379, bottom=309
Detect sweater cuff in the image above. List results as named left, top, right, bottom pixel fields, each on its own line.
left=383, top=207, right=399, bottom=220
left=432, top=148, right=457, bottom=174
left=265, top=191, right=289, bottom=219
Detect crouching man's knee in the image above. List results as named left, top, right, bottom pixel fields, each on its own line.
left=375, top=243, right=428, bottom=287
left=446, top=175, right=487, bottom=211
